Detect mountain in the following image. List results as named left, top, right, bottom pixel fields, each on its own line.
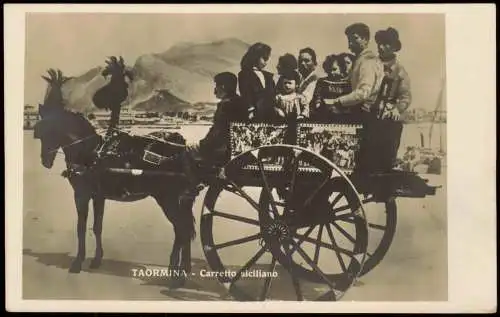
left=59, top=38, right=250, bottom=114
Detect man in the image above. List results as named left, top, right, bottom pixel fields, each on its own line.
left=329, top=23, right=384, bottom=115
left=297, top=47, right=319, bottom=106
left=375, top=27, right=412, bottom=169
left=328, top=23, right=386, bottom=174
left=181, top=72, right=248, bottom=200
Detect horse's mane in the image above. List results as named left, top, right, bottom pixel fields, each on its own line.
left=60, top=109, right=98, bottom=137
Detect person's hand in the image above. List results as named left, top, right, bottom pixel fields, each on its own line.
left=323, top=98, right=335, bottom=105
left=275, top=107, right=286, bottom=118
left=382, top=107, right=401, bottom=121
left=248, top=106, right=256, bottom=120
left=187, top=142, right=200, bottom=152
left=389, top=108, right=401, bottom=121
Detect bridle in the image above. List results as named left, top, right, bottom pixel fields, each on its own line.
left=46, top=133, right=101, bottom=155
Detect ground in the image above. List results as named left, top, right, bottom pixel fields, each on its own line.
left=22, top=131, right=447, bottom=301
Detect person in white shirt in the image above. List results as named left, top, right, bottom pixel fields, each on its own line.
left=329, top=23, right=388, bottom=175
left=297, top=47, right=319, bottom=106
left=329, top=23, right=384, bottom=116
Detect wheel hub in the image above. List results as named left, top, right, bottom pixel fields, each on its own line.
left=266, top=220, right=290, bottom=241
left=260, top=220, right=291, bottom=251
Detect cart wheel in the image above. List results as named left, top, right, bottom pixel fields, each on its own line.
left=357, top=197, right=397, bottom=276
left=201, top=145, right=368, bottom=301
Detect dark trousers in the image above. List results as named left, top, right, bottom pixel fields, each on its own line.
left=355, top=114, right=403, bottom=175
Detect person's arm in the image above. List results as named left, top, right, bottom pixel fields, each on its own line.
left=336, top=59, right=380, bottom=107
left=199, top=105, right=224, bottom=151
left=298, top=94, right=309, bottom=119
left=396, top=67, right=412, bottom=113
left=311, top=79, right=323, bottom=112
left=238, top=71, right=255, bottom=119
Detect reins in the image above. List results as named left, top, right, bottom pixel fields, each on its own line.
left=48, top=134, right=100, bottom=155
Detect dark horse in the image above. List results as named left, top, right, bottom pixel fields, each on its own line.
left=33, top=65, right=197, bottom=288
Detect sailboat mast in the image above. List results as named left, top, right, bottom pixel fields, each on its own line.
left=429, top=75, right=445, bottom=150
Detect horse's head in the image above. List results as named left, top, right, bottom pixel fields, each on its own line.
left=34, top=103, right=98, bottom=169
left=101, top=56, right=134, bottom=82
left=34, top=104, right=65, bottom=168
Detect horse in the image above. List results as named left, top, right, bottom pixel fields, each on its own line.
left=33, top=67, right=198, bottom=289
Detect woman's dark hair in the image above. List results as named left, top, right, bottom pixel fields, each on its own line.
left=277, top=53, right=298, bottom=72
left=240, top=42, right=272, bottom=70
left=322, top=54, right=347, bottom=75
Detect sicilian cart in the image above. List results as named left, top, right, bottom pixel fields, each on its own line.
left=182, top=117, right=440, bottom=302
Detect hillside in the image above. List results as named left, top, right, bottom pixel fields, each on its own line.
left=58, top=38, right=250, bottom=114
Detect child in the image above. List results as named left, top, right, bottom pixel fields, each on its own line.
left=274, top=69, right=309, bottom=122
left=275, top=53, right=301, bottom=95
left=310, top=54, right=352, bottom=122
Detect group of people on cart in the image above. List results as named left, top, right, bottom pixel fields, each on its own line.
left=187, top=22, right=410, bottom=168
left=148, top=22, right=412, bottom=199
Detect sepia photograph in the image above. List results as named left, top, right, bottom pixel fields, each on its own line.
left=4, top=3, right=496, bottom=314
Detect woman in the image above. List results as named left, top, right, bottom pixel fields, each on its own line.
left=238, top=42, right=277, bottom=122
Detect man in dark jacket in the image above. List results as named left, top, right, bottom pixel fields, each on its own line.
left=180, top=72, right=248, bottom=201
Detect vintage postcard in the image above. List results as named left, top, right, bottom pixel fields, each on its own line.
left=4, top=3, right=496, bottom=313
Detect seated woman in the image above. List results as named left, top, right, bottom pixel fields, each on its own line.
left=310, top=54, right=354, bottom=123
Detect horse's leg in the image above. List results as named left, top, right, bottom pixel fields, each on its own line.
left=179, top=193, right=197, bottom=276
left=90, top=196, right=105, bottom=269
left=70, top=192, right=91, bottom=273
left=153, top=194, right=186, bottom=289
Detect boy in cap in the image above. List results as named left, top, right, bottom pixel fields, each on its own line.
left=375, top=27, right=412, bottom=171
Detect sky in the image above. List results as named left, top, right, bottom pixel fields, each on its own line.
left=25, top=13, right=446, bottom=110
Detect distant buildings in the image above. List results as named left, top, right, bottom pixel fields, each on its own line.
left=402, top=108, right=447, bottom=123
left=24, top=104, right=40, bottom=129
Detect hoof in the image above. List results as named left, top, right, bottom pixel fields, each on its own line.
left=89, top=258, right=102, bottom=269
left=69, top=261, right=83, bottom=273
left=167, top=277, right=186, bottom=289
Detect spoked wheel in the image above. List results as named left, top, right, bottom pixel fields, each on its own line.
left=357, top=197, right=397, bottom=276
left=200, top=145, right=368, bottom=301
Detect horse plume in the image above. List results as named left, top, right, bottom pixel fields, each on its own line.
left=40, top=68, right=73, bottom=109
left=92, top=56, right=134, bottom=136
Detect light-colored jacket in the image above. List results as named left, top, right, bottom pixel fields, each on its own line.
left=381, top=57, right=412, bottom=113
left=337, top=49, right=384, bottom=111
